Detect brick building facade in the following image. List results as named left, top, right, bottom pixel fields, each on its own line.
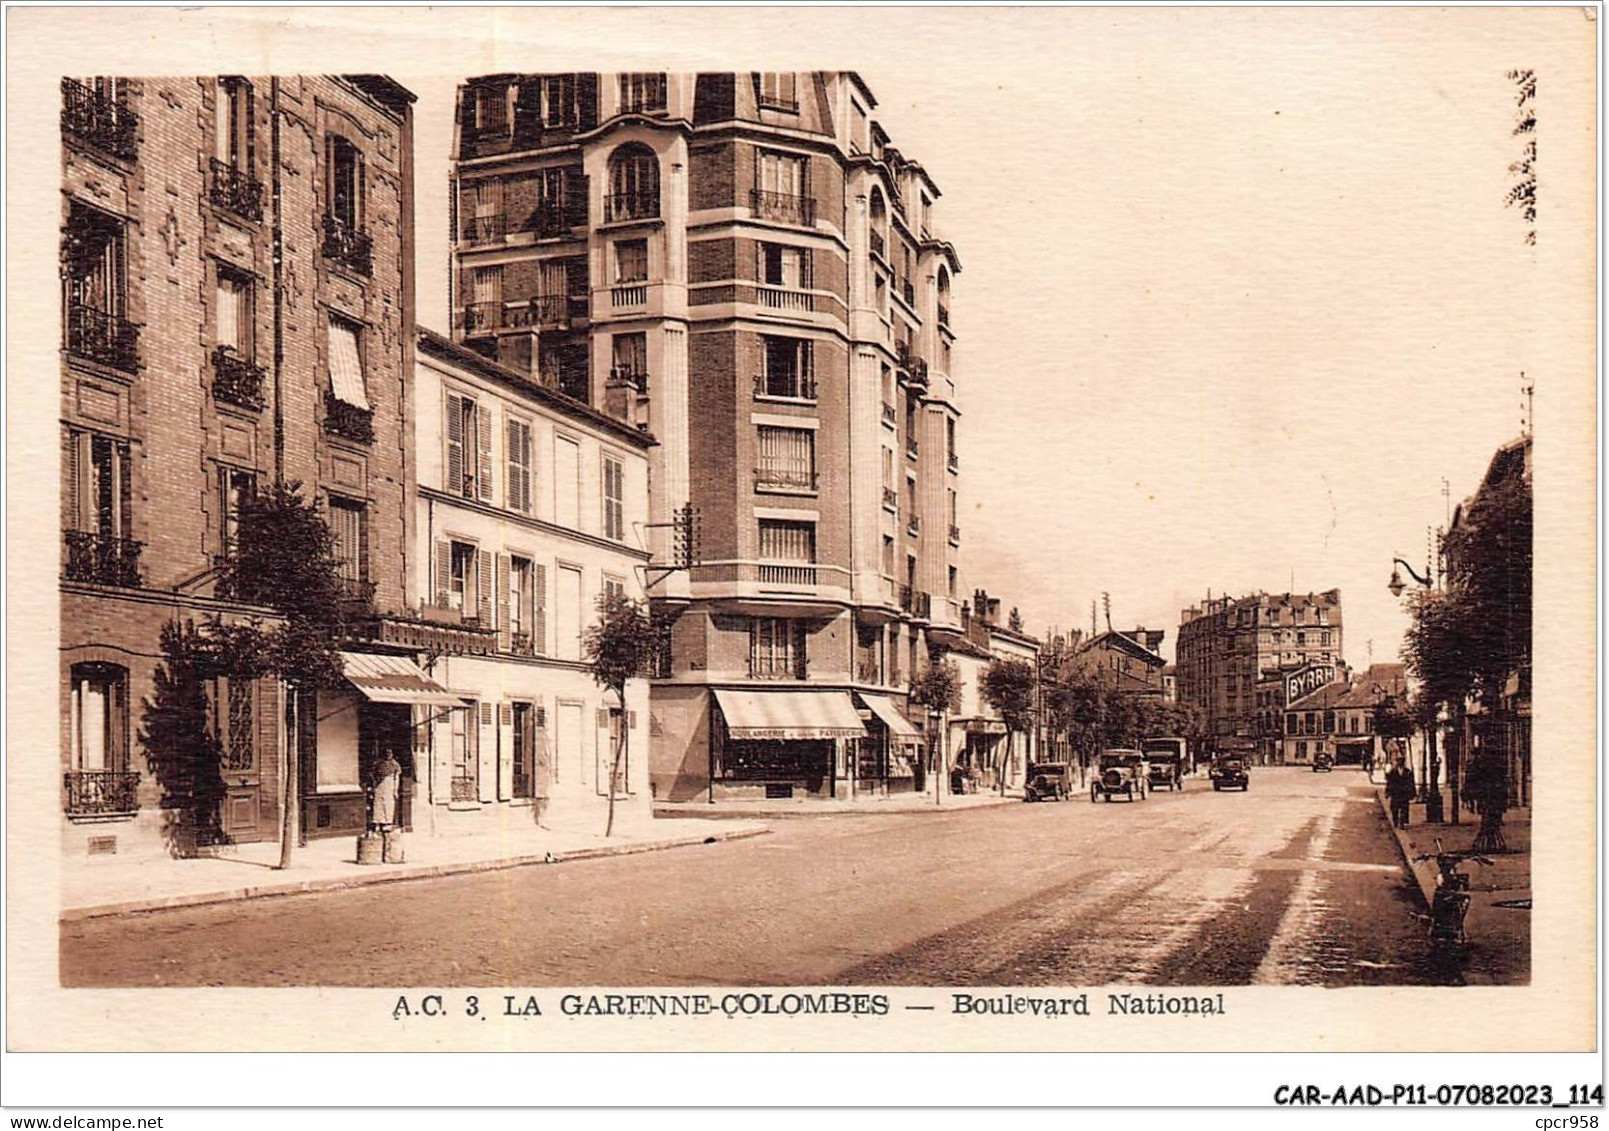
left=59, top=75, right=417, bottom=858
left=446, top=72, right=966, bottom=803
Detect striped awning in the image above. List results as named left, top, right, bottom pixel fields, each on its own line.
left=714, top=689, right=866, bottom=741
left=858, top=693, right=922, bottom=742
left=339, top=651, right=463, bottom=706
left=328, top=320, right=370, bottom=410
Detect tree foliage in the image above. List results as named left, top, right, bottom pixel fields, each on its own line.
left=583, top=591, right=663, bottom=837
left=981, top=658, right=1036, bottom=734
left=910, top=659, right=962, bottom=715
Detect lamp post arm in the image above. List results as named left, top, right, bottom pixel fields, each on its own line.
left=1392, top=558, right=1433, bottom=588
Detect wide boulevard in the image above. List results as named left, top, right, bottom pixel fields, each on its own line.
left=61, top=768, right=1452, bottom=987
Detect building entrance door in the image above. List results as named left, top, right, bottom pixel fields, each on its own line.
left=218, top=677, right=268, bottom=842
left=553, top=700, right=588, bottom=799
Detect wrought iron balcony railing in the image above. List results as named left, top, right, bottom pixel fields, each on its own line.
left=508, top=631, right=534, bottom=657
left=64, top=770, right=140, bottom=817
left=462, top=301, right=501, bottom=335
left=881, top=401, right=897, bottom=426
left=212, top=346, right=266, bottom=411
left=209, top=158, right=264, bottom=222
left=321, top=214, right=373, bottom=276
left=750, top=190, right=815, bottom=227
left=324, top=390, right=375, bottom=444
left=66, top=304, right=139, bottom=373
left=754, top=465, right=818, bottom=492
left=749, top=655, right=808, bottom=680
left=63, top=530, right=143, bottom=587
left=61, top=78, right=138, bottom=161
left=881, top=487, right=899, bottom=512
left=609, top=365, right=649, bottom=394
left=605, top=191, right=659, bottom=223
left=753, top=372, right=818, bottom=401
left=462, top=213, right=505, bottom=243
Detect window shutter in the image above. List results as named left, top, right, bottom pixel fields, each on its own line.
left=477, top=403, right=494, bottom=502
left=478, top=702, right=496, bottom=803
left=477, top=548, right=493, bottom=628
left=64, top=430, right=81, bottom=531
left=629, top=710, right=637, bottom=729
left=497, top=701, right=513, bottom=801
left=577, top=73, right=598, bottom=131
left=596, top=708, right=608, bottom=729
left=434, top=540, right=451, bottom=607
left=445, top=394, right=464, bottom=496
left=356, top=504, right=369, bottom=586
left=564, top=168, right=588, bottom=228
left=496, top=553, right=511, bottom=651
left=533, top=564, right=548, bottom=655
left=504, top=419, right=519, bottom=511
left=802, top=248, right=813, bottom=289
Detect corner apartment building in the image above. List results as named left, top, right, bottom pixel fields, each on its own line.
left=1175, top=589, right=1344, bottom=756
left=60, top=75, right=419, bottom=857
left=446, top=72, right=965, bottom=803
left=410, top=329, right=655, bottom=834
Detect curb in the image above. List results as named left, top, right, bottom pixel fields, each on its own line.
left=1375, top=789, right=1437, bottom=906
left=653, top=796, right=1021, bottom=820
left=61, top=826, right=770, bottom=923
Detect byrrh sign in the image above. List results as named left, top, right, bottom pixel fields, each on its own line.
left=1285, top=664, right=1337, bottom=705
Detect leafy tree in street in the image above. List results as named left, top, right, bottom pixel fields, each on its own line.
left=981, top=658, right=1036, bottom=794
left=584, top=591, right=662, bottom=837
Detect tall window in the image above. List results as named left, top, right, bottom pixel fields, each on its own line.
left=618, top=73, right=667, bottom=114
left=445, top=392, right=488, bottom=501
left=215, top=266, right=253, bottom=358
left=756, top=426, right=816, bottom=491
left=63, top=429, right=136, bottom=585
left=511, top=701, right=537, bottom=799
left=450, top=704, right=478, bottom=800
left=218, top=466, right=255, bottom=558
left=505, top=417, right=533, bottom=513
left=758, top=519, right=815, bottom=563
left=606, top=144, right=659, bottom=221
left=611, top=332, right=648, bottom=385
left=446, top=540, right=477, bottom=612
left=760, top=243, right=811, bottom=288
left=465, top=178, right=504, bottom=241
left=749, top=617, right=806, bottom=678
left=473, top=83, right=509, bottom=133
left=215, top=77, right=253, bottom=168
left=948, top=565, right=959, bottom=599
left=63, top=201, right=135, bottom=370
left=754, top=72, right=799, bottom=112
left=327, top=315, right=369, bottom=410
left=553, top=436, right=581, bottom=529
left=614, top=239, right=648, bottom=283
left=328, top=495, right=367, bottom=594
left=325, top=135, right=364, bottom=230
left=68, top=663, right=128, bottom=774
left=754, top=150, right=811, bottom=224
left=542, top=74, right=578, bottom=128
left=602, top=453, right=626, bottom=543
left=509, top=556, right=533, bottom=650
left=759, top=336, right=814, bottom=399
left=881, top=535, right=895, bottom=577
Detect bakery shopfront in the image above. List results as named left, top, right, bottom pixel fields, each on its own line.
left=708, top=688, right=867, bottom=800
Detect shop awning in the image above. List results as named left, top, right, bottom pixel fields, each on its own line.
left=714, top=689, right=867, bottom=741
left=859, top=694, right=922, bottom=741
left=963, top=718, right=1008, bottom=736
left=338, top=651, right=464, bottom=706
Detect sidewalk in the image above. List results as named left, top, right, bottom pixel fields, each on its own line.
left=655, top=787, right=1022, bottom=820
left=1374, top=787, right=1531, bottom=985
left=62, top=814, right=768, bottom=922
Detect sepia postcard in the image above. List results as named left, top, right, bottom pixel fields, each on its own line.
left=3, top=3, right=1599, bottom=1103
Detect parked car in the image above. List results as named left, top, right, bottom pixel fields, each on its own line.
left=1312, top=751, right=1334, bottom=773
left=1091, top=749, right=1148, bottom=803
left=1210, top=756, right=1250, bottom=792
left=1023, top=762, right=1073, bottom=802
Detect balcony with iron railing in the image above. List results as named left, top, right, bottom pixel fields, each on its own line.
left=750, top=190, right=815, bottom=227
left=322, top=214, right=373, bottom=276
left=63, top=530, right=143, bottom=587
left=461, top=213, right=506, bottom=244
left=750, top=654, right=808, bottom=680
left=605, top=192, right=659, bottom=223
left=507, top=294, right=588, bottom=330
left=462, top=301, right=501, bottom=335
left=61, top=78, right=138, bottom=161
left=212, top=346, right=266, bottom=411
left=754, top=464, right=818, bottom=493
left=64, top=770, right=141, bottom=817
left=508, top=631, right=534, bottom=657
left=609, top=365, right=649, bottom=394
left=210, top=158, right=264, bottom=222
left=323, top=390, right=374, bottom=445
left=66, top=304, right=139, bottom=373
left=881, top=486, right=898, bottom=512
left=753, top=371, right=818, bottom=402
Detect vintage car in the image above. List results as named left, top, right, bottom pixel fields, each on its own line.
left=1312, top=750, right=1335, bottom=773
left=1091, top=749, right=1148, bottom=803
left=1143, top=745, right=1185, bottom=791
left=1210, top=756, right=1250, bottom=791
left=1023, top=762, right=1073, bottom=802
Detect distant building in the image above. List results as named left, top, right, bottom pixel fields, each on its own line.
left=1078, top=626, right=1167, bottom=698
left=1278, top=663, right=1407, bottom=766
left=1176, top=589, right=1344, bottom=754
left=947, top=590, right=1040, bottom=792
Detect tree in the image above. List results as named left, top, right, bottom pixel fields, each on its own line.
left=910, top=659, right=962, bottom=802
left=981, top=658, right=1036, bottom=794
left=584, top=591, right=662, bottom=837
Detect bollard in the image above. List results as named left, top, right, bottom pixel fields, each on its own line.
left=382, top=828, right=405, bottom=864
left=356, top=832, right=383, bottom=865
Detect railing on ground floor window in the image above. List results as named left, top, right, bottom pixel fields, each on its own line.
left=63, top=530, right=143, bottom=587
left=749, top=655, right=809, bottom=680
left=64, top=770, right=140, bottom=816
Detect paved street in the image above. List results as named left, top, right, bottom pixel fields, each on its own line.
left=61, top=768, right=1455, bottom=988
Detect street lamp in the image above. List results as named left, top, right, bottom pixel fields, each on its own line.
left=1386, top=558, right=1433, bottom=598
left=1387, top=540, right=1446, bottom=819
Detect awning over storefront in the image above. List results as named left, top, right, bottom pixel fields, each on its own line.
left=714, top=689, right=867, bottom=741
left=338, top=651, right=464, bottom=706
left=859, top=694, right=922, bottom=742
left=962, top=718, right=1008, bottom=736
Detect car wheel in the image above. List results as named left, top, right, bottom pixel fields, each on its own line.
left=1213, top=783, right=1221, bottom=791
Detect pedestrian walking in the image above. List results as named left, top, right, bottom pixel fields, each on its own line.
left=1385, top=759, right=1413, bottom=828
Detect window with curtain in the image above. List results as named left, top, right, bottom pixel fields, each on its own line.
left=757, top=150, right=807, bottom=197
left=611, top=332, right=648, bottom=383
left=326, top=316, right=369, bottom=410
left=328, top=495, right=366, bottom=590
left=64, top=202, right=127, bottom=319
left=69, top=663, right=128, bottom=774
left=607, top=145, right=659, bottom=220
left=614, top=239, right=648, bottom=283
left=749, top=617, right=805, bottom=678
left=215, top=267, right=252, bottom=357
